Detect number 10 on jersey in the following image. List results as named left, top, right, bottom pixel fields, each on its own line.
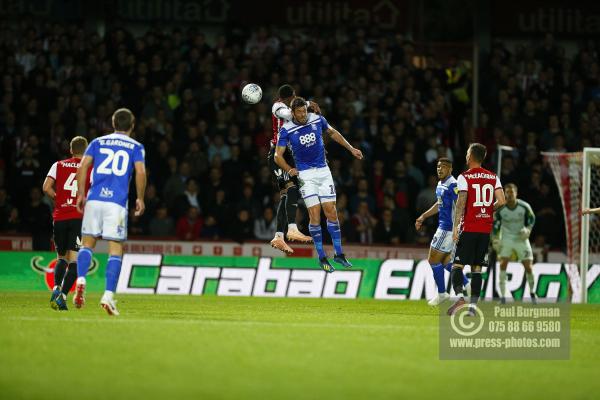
left=472, top=183, right=494, bottom=206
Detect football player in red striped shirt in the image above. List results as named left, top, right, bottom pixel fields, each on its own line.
left=42, top=136, right=90, bottom=310
left=447, top=143, right=506, bottom=315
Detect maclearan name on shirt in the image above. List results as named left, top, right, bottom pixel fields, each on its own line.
left=463, top=172, right=496, bottom=180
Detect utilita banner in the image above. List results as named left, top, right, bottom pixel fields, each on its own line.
left=1, top=252, right=599, bottom=302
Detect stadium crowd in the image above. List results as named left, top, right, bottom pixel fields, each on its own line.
left=0, top=21, right=596, bottom=251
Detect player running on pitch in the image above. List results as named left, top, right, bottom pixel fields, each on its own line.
left=43, top=136, right=90, bottom=310
left=447, top=143, right=506, bottom=315
left=274, top=97, right=362, bottom=272
left=268, top=84, right=321, bottom=254
left=74, top=108, right=146, bottom=316
left=415, top=158, right=469, bottom=305
left=492, top=183, right=536, bottom=304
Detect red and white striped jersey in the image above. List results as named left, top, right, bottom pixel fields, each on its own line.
left=46, top=157, right=91, bottom=221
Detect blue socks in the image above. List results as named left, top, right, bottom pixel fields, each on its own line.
left=105, top=255, right=123, bottom=292
left=326, top=220, right=343, bottom=255
left=431, top=263, right=446, bottom=293
left=77, top=247, right=93, bottom=278
left=444, top=262, right=468, bottom=285
left=309, top=224, right=327, bottom=259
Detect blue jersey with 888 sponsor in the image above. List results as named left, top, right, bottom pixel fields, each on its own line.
left=436, top=175, right=458, bottom=231
left=84, top=132, right=145, bottom=208
left=277, top=113, right=329, bottom=171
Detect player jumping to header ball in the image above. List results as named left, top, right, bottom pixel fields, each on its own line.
left=274, top=97, right=363, bottom=272
left=268, top=84, right=322, bottom=254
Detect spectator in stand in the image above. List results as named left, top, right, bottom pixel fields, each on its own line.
left=374, top=209, right=402, bottom=245
left=14, top=146, right=41, bottom=204
left=4, top=207, right=24, bottom=234
left=201, top=214, right=221, bottom=240
left=237, top=184, right=261, bottom=219
left=176, top=206, right=203, bottom=241
left=183, top=141, right=209, bottom=178
left=254, top=207, right=277, bottom=240
left=172, top=178, right=201, bottom=220
left=149, top=204, right=175, bottom=237
left=349, top=178, right=376, bottom=214
left=24, top=187, right=52, bottom=250
left=0, top=188, right=12, bottom=230
left=352, top=201, right=378, bottom=244
left=230, top=209, right=253, bottom=243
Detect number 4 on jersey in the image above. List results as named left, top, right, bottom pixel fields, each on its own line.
left=64, top=172, right=77, bottom=197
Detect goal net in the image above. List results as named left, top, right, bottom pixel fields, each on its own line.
left=542, top=148, right=600, bottom=303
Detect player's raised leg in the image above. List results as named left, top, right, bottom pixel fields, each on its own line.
left=322, top=200, right=351, bottom=268
left=285, top=184, right=312, bottom=243
left=270, top=185, right=293, bottom=254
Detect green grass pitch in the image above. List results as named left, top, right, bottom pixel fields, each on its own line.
left=1, top=292, right=599, bottom=400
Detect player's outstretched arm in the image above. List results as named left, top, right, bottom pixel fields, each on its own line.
left=134, top=161, right=147, bottom=217
left=75, top=155, right=93, bottom=213
left=452, top=192, right=467, bottom=242
left=415, top=202, right=439, bottom=230
left=582, top=207, right=600, bottom=215
left=274, top=145, right=298, bottom=176
left=326, top=127, right=363, bottom=159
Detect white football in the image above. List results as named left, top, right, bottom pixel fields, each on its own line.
left=241, top=83, right=262, bottom=104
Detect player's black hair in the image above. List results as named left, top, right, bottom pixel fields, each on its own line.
left=112, top=108, right=135, bottom=132
left=290, top=97, right=307, bottom=111
left=278, top=84, right=295, bottom=100
left=70, top=136, right=88, bottom=155
left=468, top=143, right=487, bottom=163
left=438, top=157, right=452, bottom=165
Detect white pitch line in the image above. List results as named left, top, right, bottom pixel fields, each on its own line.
left=4, top=315, right=437, bottom=331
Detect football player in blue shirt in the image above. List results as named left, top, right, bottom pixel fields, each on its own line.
left=274, top=97, right=363, bottom=272
left=74, top=108, right=146, bottom=315
left=415, top=158, right=469, bottom=305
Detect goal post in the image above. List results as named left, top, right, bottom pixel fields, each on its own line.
left=542, top=148, right=600, bottom=303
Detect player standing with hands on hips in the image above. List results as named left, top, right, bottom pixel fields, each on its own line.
left=447, top=143, right=505, bottom=315
left=74, top=108, right=146, bottom=316
left=274, top=97, right=363, bottom=272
